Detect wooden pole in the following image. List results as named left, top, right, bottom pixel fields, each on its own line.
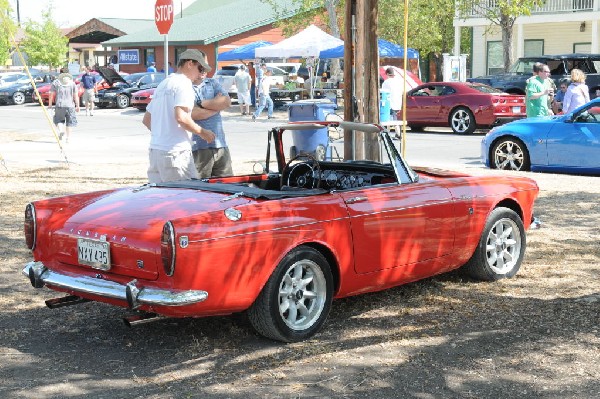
left=343, top=0, right=355, bottom=161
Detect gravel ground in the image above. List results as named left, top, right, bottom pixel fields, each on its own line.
left=1, top=157, right=599, bottom=398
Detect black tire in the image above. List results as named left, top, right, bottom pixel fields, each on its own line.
left=12, top=91, right=26, bottom=105
left=461, top=207, right=526, bottom=281
left=408, top=125, right=423, bottom=132
left=116, top=94, right=130, bottom=109
left=247, top=246, right=333, bottom=342
left=490, top=137, right=531, bottom=171
left=449, top=107, right=476, bottom=134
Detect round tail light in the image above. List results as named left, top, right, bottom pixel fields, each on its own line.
left=24, top=203, right=37, bottom=250
left=160, top=221, right=176, bottom=276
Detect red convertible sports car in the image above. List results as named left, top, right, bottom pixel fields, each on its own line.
left=403, top=82, right=526, bottom=134
left=23, top=122, right=540, bottom=342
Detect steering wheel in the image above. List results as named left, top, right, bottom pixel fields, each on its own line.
left=281, top=153, right=322, bottom=189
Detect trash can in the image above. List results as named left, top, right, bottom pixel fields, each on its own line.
left=380, top=90, right=391, bottom=122
left=287, top=99, right=337, bottom=160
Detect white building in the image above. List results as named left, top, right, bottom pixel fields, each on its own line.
left=454, top=0, right=598, bottom=77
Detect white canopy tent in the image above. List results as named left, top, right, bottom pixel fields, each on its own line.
left=255, top=25, right=343, bottom=58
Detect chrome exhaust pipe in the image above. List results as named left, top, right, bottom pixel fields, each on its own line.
left=45, top=295, right=90, bottom=309
left=123, top=312, right=162, bottom=327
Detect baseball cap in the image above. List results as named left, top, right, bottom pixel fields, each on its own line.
left=179, top=49, right=212, bottom=72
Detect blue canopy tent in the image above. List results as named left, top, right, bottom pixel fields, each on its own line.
left=217, top=41, right=273, bottom=61
left=319, top=38, right=419, bottom=60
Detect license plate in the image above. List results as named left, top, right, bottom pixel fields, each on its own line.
left=77, top=238, right=111, bottom=270
left=512, top=106, right=522, bottom=113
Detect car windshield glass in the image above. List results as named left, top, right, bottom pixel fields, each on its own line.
left=508, top=59, right=538, bottom=74
left=469, top=84, right=504, bottom=94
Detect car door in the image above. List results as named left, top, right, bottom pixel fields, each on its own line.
left=405, top=85, right=444, bottom=123
left=338, top=181, right=455, bottom=275
left=546, top=105, right=600, bottom=168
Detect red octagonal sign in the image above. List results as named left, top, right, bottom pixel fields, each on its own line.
left=155, top=0, right=174, bottom=35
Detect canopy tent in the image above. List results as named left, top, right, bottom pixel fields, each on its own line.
left=217, top=41, right=273, bottom=61
left=319, top=38, right=419, bottom=59
left=255, top=25, right=343, bottom=58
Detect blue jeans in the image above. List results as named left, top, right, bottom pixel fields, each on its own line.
left=254, top=94, right=273, bottom=118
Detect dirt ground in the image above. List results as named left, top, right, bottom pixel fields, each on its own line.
left=1, top=158, right=599, bottom=398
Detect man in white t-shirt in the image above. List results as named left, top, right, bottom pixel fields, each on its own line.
left=381, top=67, right=404, bottom=121
left=252, top=69, right=274, bottom=120
left=142, top=49, right=216, bottom=183
left=234, top=64, right=251, bottom=115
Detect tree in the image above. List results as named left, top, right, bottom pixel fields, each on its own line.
left=20, top=7, right=67, bottom=69
left=0, top=0, right=17, bottom=65
left=457, top=0, right=543, bottom=71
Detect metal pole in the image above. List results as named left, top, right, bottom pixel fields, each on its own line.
left=164, top=34, right=169, bottom=78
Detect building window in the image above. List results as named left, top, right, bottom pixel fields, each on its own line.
left=524, top=40, right=544, bottom=57
left=573, top=42, right=591, bottom=53
left=145, top=48, right=155, bottom=67
left=486, top=41, right=503, bottom=75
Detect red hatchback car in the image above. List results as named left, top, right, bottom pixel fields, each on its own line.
left=403, top=82, right=526, bottom=134
left=22, top=122, right=540, bottom=342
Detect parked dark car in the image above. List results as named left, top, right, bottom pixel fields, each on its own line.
left=468, top=53, right=600, bottom=97
left=0, top=73, right=57, bottom=105
left=95, top=67, right=165, bottom=109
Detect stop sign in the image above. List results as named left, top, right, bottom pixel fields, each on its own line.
left=155, top=0, right=174, bottom=35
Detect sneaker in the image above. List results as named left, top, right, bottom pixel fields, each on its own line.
left=252, top=115, right=256, bottom=121
left=90, top=112, right=93, bottom=116
left=267, top=116, right=274, bottom=119
left=58, top=132, right=64, bottom=140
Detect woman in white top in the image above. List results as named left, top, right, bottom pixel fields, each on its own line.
left=562, top=68, right=590, bottom=114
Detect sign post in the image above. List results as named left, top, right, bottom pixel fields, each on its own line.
left=155, top=0, right=174, bottom=78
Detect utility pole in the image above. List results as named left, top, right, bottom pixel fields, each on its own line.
left=343, top=0, right=380, bottom=161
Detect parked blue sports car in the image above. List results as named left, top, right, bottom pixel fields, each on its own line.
left=481, top=98, right=600, bottom=175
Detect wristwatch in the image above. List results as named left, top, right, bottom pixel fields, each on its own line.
left=197, top=100, right=204, bottom=108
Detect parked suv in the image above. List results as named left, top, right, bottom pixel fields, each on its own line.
left=468, top=53, right=600, bottom=96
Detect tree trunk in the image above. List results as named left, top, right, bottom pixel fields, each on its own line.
left=501, top=14, right=514, bottom=72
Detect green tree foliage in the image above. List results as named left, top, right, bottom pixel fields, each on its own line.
left=0, top=0, right=17, bottom=65
left=456, top=0, right=543, bottom=71
left=20, top=7, right=67, bottom=69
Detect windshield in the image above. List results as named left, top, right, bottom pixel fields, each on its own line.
left=508, top=59, right=539, bottom=74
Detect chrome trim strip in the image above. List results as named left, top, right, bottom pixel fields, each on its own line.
left=22, top=261, right=208, bottom=307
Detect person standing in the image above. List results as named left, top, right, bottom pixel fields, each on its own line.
left=525, top=63, right=554, bottom=117
left=562, top=68, right=590, bottom=114
left=142, top=49, right=215, bottom=184
left=234, top=64, right=251, bottom=115
left=252, top=68, right=274, bottom=120
left=248, top=61, right=257, bottom=106
left=80, top=66, right=97, bottom=116
left=147, top=62, right=157, bottom=72
left=191, top=64, right=233, bottom=178
left=49, top=69, right=80, bottom=143
left=381, top=67, right=404, bottom=120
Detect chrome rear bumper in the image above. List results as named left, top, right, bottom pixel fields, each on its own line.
left=23, top=261, right=208, bottom=309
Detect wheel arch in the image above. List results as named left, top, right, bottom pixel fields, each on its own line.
left=301, top=242, right=341, bottom=295
left=494, top=198, right=524, bottom=222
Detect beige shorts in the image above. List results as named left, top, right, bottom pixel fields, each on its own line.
left=237, top=91, right=251, bottom=105
left=147, top=148, right=198, bottom=184
left=82, top=89, right=95, bottom=105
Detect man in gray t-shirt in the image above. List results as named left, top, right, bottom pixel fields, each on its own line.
left=49, top=70, right=80, bottom=143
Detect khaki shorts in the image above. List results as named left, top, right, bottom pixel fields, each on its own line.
left=237, top=91, right=251, bottom=105
left=82, top=89, right=95, bottom=105
left=193, top=147, right=233, bottom=179
left=147, top=148, right=198, bottom=184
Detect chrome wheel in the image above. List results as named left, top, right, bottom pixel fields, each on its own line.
left=116, top=94, right=129, bottom=109
left=278, top=259, right=327, bottom=331
left=450, top=107, right=475, bottom=134
left=248, top=246, right=333, bottom=342
left=12, top=91, right=26, bottom=105
left=485, top=218, right=522, bottom=275
left=492, top=138, right=530, bottom=171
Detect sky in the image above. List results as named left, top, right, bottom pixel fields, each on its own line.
left=9, top=0, right=196, bottom=27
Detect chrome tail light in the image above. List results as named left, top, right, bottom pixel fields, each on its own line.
left=24, top=203, right=37, bottom=250
left=160, top=221, right=176, bottom=276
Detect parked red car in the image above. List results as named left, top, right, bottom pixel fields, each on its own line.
left=403, top=82, right=526, bottom=134
left=131, top=87, right=155, bottom=111
left=22, top=122, right=540, bottom=342
left=32, top=73, right=107, bottom=105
